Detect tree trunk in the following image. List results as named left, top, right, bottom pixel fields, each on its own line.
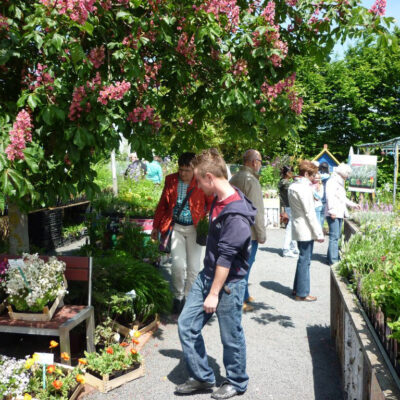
left=8, top=203, right=29, bottom=254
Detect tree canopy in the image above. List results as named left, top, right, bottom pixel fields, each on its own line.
left=297, top=27, right=400, bottom=162
left=0, top=0, right=395, bottom=209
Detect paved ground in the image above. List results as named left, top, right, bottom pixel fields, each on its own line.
left=86, top=228, right=344, bottom=400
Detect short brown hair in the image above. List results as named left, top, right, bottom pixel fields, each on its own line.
left=192, top=148, right=228, bottom=179
left=298, top=160, right=318, bottom=177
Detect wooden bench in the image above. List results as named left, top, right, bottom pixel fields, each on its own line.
left=0, top=255, right=95, bottom=365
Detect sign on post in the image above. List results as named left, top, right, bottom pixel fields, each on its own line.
left=348, top=155, right=377, bottom=193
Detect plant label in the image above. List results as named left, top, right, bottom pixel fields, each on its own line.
left=35, top=352, right=54, bottom=365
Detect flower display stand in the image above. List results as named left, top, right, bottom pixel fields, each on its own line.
left=84, top=362, right=145, bottom=393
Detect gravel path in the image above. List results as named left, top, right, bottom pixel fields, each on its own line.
left=86, top=228, right=343, bottom=400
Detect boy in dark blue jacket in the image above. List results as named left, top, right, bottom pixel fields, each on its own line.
left=176, top=149, right=256, bottom=400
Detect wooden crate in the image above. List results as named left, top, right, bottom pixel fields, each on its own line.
left=7, top=291, right=64, bottom=322
left=114, top=314, right=160, bottom=337
left=7, top=276, right=67, bottom=322
left=84, top=362, right=145, bottom=393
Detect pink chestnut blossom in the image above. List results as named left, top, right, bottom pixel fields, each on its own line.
left=369, top=0, right=386, bottom=16
left=261, top=1, right=275, bottom=26
left=88, top=46, right=105, bottom=69
left=97, top=80, right=131, bottom=105
left=0, top=14, right=9, bottom=30
left=5, top=110, right=33, bottom=161
left=127, top=105, right=161, bottom=130
left=201, top=0, right=240, bottom=31
left=39, top=0, right=96, bottom=25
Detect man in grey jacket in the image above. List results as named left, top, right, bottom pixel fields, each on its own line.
left=230, top=149, right=266, bottom=312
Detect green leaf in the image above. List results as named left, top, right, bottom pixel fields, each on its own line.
left=70, top=42, right=85, bottom=65
left=27, top=94, right=39, bottom=110
left=51, top=34, right=64, bottom=51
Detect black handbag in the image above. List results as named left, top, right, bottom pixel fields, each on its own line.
left=158, top=188, right=194, bottom=253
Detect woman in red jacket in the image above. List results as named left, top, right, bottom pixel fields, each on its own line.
left=151, top=152, right=213, bottom=314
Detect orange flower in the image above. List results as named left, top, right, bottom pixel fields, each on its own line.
left=132, top=339, right=140, bottom=345
left=130, top=348, right=137, bottom=355
left=78, top=358, right=87, bottom=365
left=106, top=347, right=113, bottom=355
left=76, top=374, right=85, bottom=384
left=47, top=365, right=56, bottom=374
left=49, top=340, right=59, bottom=349
left=120, top=342, right=129, bottom=347
left=61, top=352, right=70, bottom=361
left=52, top=380, right=63, bottom=390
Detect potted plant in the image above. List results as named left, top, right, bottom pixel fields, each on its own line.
left=81, top=334, right=144, bottom=393
left=24, top=355, right=84, bottom=400
left=196, top=216, right=209, bottom=246
left=2, top=254, right=67, bottom=321
left=1, top=344, right=84, bottom=400
left=0, top=354, right=31, bottom=399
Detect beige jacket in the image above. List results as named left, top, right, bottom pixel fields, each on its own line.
left=230, top=166, right=266, bottom=243
left=288, top=177, right=323, bottom=241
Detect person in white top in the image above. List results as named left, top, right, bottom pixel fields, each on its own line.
left=312, top=173, right=325, bottom=229
left=325, top=163, right=360, bottom=265
left=288, top=160, right=324, bottom=302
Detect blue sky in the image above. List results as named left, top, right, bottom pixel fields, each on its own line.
left=332, top=0, right=400, bottom=58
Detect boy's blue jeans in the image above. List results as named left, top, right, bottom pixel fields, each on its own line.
left=178, top=272, right=248, bottom=392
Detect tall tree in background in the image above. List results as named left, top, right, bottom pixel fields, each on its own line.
left=298, top=28, right=400, bottom=161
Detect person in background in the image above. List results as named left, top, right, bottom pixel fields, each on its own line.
left=146, top=155, right=163, bottom=184
left=279, top=165, right=298, bottom=257
left=288, top=160, right=324, bottom=302
left=124, top=152, right=147, bottom=181
left=325, top=163, right=360, bottom=265
left=312, top=173, right=325, bottom=229
left=318, top=162, right=330, bottom=229
left=230, top=149, right=266, bottom=312
left=151, top=153, right=212, bottom=314
left=176, top=148, right=255, bottom=399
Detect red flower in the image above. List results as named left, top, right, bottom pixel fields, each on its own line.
left=120, top=342, right=129, bottom=347
left=381, top=256, right=387, bottom=261
left=52, top=380, right=63, bottom=390
left=106, top=347, right=114, bottom=354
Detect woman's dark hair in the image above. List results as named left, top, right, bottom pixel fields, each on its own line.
left=319, top=162, right=329, bottom=174
left=178, top=152, right=196, bottom=167
left=280, top=165, right=293, bottom=178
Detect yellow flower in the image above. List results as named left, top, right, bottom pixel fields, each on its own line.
left=24, top=394, right=32, bottom=400
left=61, top=352, right=70, bottom=361
left=49, top=340, right=59, bottom=349
left=32, top=353, right=40, bottom=362
left=25, top=358, right=34, bottom=369
left=76, top=374, right=85, bottom=384
left=133, top=331, right=141, bottom=338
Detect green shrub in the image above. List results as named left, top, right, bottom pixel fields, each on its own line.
left=92, top=251, right=172, bottom=323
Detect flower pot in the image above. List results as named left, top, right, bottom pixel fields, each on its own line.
left=84, top=362, right=145, bottom=393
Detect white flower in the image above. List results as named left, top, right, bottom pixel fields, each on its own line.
left=113, top=333, right=121, bottom=342
left=126, top=289, right=136, bottom=299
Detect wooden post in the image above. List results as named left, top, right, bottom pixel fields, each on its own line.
left=111, top=150, right=118, bottom=196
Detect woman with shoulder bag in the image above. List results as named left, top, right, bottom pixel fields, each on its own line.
left=151, top=152, right=213, bottom=314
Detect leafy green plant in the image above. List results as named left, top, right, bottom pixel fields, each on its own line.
left=92, top=251, right=172, bottom=323
left=83, top=342, right=141, bottom=376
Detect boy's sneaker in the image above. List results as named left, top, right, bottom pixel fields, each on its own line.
left=282, top=250, right=297, bottom=258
